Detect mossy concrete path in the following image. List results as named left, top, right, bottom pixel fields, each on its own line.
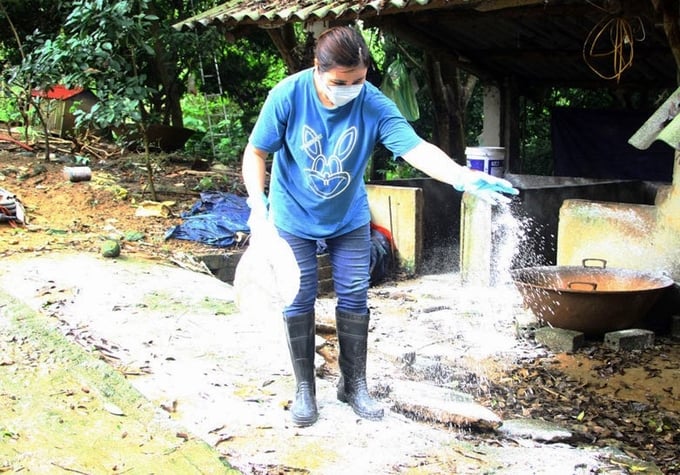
left=0, top=252, right=663, bottom=474
left=0, top=278, right=237, bottom=473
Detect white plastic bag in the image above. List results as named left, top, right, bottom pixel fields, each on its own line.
left=233, top=223, right=300, bottom=316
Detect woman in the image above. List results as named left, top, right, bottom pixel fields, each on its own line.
left=242, top=25, right=517, bottom=427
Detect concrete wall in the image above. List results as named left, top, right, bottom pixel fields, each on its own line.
left=366, top=184, right=423, bottom=275
left=459, top=174, right=660, bottom=286
left=556, top=157, right=680, bottom=279
left=510, top=175, right=658, bottom=268
left=370, top=175, right=659, bottom=279
left=557, top=200, right=660, bottom=270
left=368, top=178, right=462, bottom=274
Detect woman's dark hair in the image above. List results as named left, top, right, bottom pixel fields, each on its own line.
left=315, top=26, right=371, bottom=72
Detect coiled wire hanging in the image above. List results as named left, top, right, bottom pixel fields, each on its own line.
left=583, top=13, right=645, bottom=83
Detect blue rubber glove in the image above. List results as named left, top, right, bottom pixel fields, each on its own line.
left=453, top=168, right=519, bottom=205
left=245, top=193, right=272, bottom=243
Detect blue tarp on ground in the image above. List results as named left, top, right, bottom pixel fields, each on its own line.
left=164, top=192, right=394, bottom=283
left=164, top=192, right=250, bottom=247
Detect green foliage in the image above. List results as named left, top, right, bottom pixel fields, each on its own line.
left=363, top=27, right=385, bottom=68
left=5, top=0, right=158, bottom=137
left=0, top=85, right=21, bottom=124
left=60, top=0, right=157, bottom=132
left=1, top=0, right=220, bottom=137
left=177, top=29, right=285, bottom=166
left=370, top=33, right=429, bottom=180
left=193, top=173, right=240, bottom=193
left=520, top=98, right=553, bottom=175
left=181, top=93, right=249, bottom=165
left=4, top=3, right=665, bottom=183
left=381, top=55, right=420, bottom=122
left=383, top=159, right=424, bottom=180
left=195, top=176, right=215, bottom=191
left=0, top=1, right=70, bottom=64
left=196, top=31, right=286, bottom=125
left=0, top=0, right=283, bottom=171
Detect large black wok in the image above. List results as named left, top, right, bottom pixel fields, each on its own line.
left=511, top=259, right=673, bottom=334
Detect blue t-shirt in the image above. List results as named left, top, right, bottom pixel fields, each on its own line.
left=248, top=67, right=422, bottom=239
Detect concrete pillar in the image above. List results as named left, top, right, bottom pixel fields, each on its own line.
left=460, top=193, right=492, bottom=286
left=655, top=151, right=680, bottom=279
left=479, top=85, right=501, bottom=147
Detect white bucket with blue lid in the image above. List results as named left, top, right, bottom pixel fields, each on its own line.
left=465, top=147, right=505, bottom=177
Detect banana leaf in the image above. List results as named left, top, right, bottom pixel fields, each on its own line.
left=380, top=56, right=420, bottom=122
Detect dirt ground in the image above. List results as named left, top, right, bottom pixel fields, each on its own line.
left=1, top=146, right=679, bottom=474
left=0, top=147, right=233, bottom=260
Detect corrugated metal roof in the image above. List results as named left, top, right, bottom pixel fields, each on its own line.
left=173, top=0, right=677, bottom=90
left=174, top=0, right=448, bottom=30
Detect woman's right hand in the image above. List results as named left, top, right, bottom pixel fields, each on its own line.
left=246, top=192, right=274, bottom=243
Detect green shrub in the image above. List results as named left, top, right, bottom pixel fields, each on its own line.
left=182, top=94, right=249, bottom=165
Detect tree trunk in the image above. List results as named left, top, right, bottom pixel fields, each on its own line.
left=148, top=21, right=184, bottom=127
left=267, top=24, right=314, bottom=73
left=423, top=54, right=475, bottom=164
left=424, top=56, right=452, bottom=155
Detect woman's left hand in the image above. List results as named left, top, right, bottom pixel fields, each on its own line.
left=453, top=169, right=519, bottom=205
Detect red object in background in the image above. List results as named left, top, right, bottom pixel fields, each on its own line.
left=31, top=85, right=85, bottom=101
left=370, top=222, right=393, bottom=246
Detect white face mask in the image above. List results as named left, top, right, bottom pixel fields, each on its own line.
left=317, top=69, right=364, bottom=108
left=324, top=83, right=363, bottom=108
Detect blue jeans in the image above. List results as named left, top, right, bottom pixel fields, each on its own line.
left=278, top=223, right=371, bottom=317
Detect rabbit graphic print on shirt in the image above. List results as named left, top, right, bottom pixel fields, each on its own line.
left=302, top=124, right=357, bottom=199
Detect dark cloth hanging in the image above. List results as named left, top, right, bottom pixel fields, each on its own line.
left=551, top=108, right=673, bottom=182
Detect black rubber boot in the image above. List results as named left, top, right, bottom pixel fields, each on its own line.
left=283, top=312, right=318, bottom=427
left=335, top=309, right=384, bottom=420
